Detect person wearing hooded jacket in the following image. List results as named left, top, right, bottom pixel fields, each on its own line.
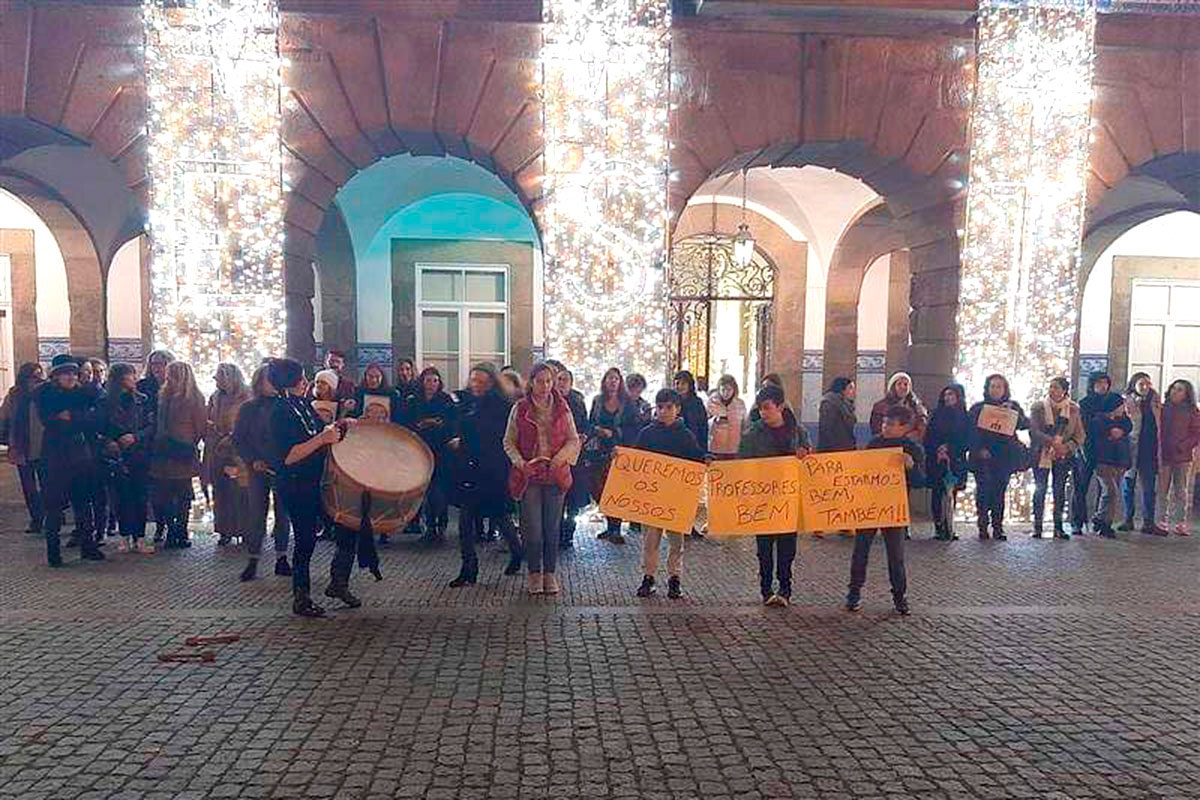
left=1028, top=377, right=1084, bottom=540
left=967, top=374, right=1029, bottom=541
left=1119, top=372, right=1165, bottom=535
left=818, top=377, right=858, bottom=452
left=924, top=383, right=970, bottom=541
left=38, top=354, right=105, bottom=566
left=448, top=363, right=523, bottom=586
left=1076, top=372, right=1131, bottom=538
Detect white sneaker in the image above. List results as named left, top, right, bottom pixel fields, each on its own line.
left=137, top=539, right=156, bottom=554
left=117, top=537, right=132, bottom=553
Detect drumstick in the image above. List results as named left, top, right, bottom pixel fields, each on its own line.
left=184, top=634, right=241, bottom=646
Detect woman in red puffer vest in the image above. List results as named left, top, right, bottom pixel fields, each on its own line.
left=504, top=362, right=580, bottom=596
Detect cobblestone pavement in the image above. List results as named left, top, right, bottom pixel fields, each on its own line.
left=2, top=471, right=1200, bottom=799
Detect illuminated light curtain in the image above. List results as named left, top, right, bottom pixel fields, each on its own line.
left=143, top=0, right=285, bottom=387
left=540, top=0, right=671, bottom=391
left=955, top=0, right=1096, bottom=521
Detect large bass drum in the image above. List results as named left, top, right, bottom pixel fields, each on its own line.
left=322, top=422, right=434, bottom=535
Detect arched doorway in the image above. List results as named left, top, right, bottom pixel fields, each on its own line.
left=668, top=234, right=775, bottom=395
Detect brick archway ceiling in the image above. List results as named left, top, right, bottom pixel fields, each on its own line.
left=0, top=3, right=149, bottom=269
left=279, top=14, right=544, bottom=265
left=1080, top=152, right=1200, bottom=285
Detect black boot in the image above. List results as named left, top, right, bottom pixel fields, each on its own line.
left=46, top=535, right=63, bottom=568
left=240, top=559, right=258, bottom=582
left=274, top=555, right=292, bottom=576
left=80, top=540, right=106, bottom=561
left=977, top=518, right=990, bottom=541
left=1031, top=518, right=1044, bottom=539
left=448, top=572, right=477, bottom=588
left=991, top=508, right=1007, bottom=541
left=293, top=589, right=326, bottom=617
left=504, top=552, right=523, bottom=576
left=324, top=573, right=362, bottom=608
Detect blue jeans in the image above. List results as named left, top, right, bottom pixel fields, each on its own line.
left=521, top=483, right=564, bottom=574
left=1123, top=466, right=1157, bottom=524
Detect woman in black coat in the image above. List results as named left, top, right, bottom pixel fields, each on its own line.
left=97, top=363, right=156, bottom=552
left=673, top=370, right=709, bottom=453
left=967, top=374, right=1030, bottom=541
left=924, top=383, right=970, bottom=541
left=405, top=366, right=457, bottom=542
left=448, top=363, right=523, bottom=586
left=817, top=377, right=858, bottom=452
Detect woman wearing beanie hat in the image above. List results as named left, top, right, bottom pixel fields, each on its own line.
left=38, top=354, right=105, bottom=566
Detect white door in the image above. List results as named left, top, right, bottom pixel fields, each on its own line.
left=1129, top=279, right=1200, bottom=390
left=0, top=255, right=13, bottom=398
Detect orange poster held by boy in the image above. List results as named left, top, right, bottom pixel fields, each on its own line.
left=797, top=448, right=910, bottom=533
left=599, top=446, right=706, bottom=533
left=707, top=456, right=801, bottom=536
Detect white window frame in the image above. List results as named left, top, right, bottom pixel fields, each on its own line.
left=414, top=262, right=510, bottom=390
left=1129, top=277, right=1200, bottom=388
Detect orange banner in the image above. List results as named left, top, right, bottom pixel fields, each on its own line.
left=599, top=446, right=706, bottom=534
left=797, top=448, right=910, bottom=533
left=706, top=456, right=801, bottom=536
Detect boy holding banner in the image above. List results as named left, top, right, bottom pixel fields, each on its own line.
left=634, top=389, right=706, bottom=599
left=739, top=384, right=811, bottom=608
left=845, top=405, right=925, bottom=616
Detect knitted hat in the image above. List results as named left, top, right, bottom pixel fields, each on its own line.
left=48, top=353, right=80, bottom=379
left=313, top=369, right=339, bottom=393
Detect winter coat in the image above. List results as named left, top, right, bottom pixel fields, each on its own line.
left=1028, top=398, right=1085, bottom=469
left=1160, top=401, right=1200, bottom=466
left=967, top=394, right=1030, bottom=474
left=679, top=393, right=709, bottom=453
left=817, top=391, right=857, bottom=452
left=405, top=390, right=457, bottom=451
left=869, top=394, right=928, bottom=441
left=205, top=389, right=250, bottom=483
left=504, top=391, right=581, bottom=498
left=150, top=393, right=207, bottom=480
left=233, top=397, right=277, bottom=471
left=924, top=384, right=970, bottom=482
left=451, top=390, right=513, bottom=515
left=37, top=383, right=93, bottom=469
left=634, top=419, right=706, bottom=462
left=583, top=394, right=626, bottom=467
left=0, top=383, right=44, bottom=464
left=1124, top=390, right=1162, bottom=472
left=738, top=417, right=812, bottom=459
left=97, top=390, right=155, bottom=470
left=621, top=396, right=652, bottom=446
left=705, top=393, right=748, bottom=455
left=1079, top=384, right=1131, bottom=468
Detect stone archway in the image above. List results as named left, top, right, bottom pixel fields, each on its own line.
left=277, top=13, right=544, bottom=364
left=0, top=172, right=106, bottom=358
left=678, top=142, right=963, bottom=404
left=673, top=203, right=808, bottom=406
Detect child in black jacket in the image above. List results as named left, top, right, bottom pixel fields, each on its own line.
left=845, top=404, right=925, bottom=615
left=634, top=388, right=706, bottom=599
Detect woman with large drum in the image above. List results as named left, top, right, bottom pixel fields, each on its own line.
left=448, top=363, right=523, bottom=586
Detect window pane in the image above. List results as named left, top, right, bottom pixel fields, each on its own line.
left=421, top=270, right=459, bottom=302
left=422, top=310, right=459, bottom=352
left=1130, top=364, right=1161, bottom=390
left=1132, top=284, right=1170, bottom=319
left=1173, top=366, right=1200, bottom=390
left=469, top=312, right=506, bottom=356
left=1130, top=324, right=1164, bottom=363
left=465, top=271, right=506, bottom=303
left=425, top=357, right=460, bottom=391
left=1173, top=325, right=1200, bottom=365
left=1171, top=286, right=1200, bottom=321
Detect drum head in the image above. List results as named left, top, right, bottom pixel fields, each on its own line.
left=330, top=423, right=433, bottom=495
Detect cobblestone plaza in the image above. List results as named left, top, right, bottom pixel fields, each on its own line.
left=1, top=468, right=1198, bottom=800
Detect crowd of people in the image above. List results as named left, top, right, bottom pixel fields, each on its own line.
left=2, top=345, right=1198, bottom=617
